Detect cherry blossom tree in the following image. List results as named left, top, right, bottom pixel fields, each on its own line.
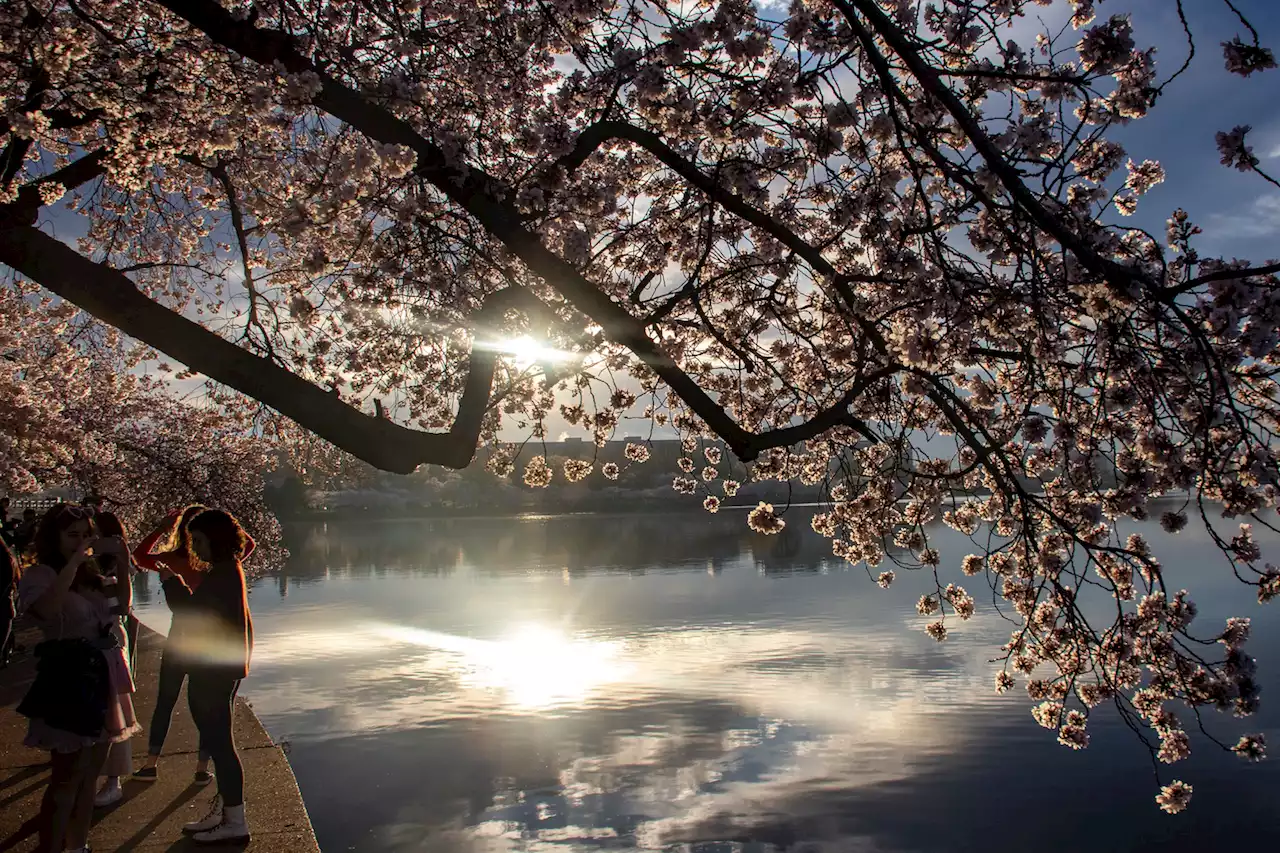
left=0, top=282, right=282, bottom=560
left=1, top=0, right=1279, bottom=810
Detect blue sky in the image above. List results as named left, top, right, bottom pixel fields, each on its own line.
left=1103, top=0, right=1280, bottom=262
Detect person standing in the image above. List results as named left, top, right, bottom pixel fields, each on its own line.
left=16, top=504, right=140, bottom=853
left=92, top=511, right=139, bottom=808
left=130, top=505, right=214, bottom=784
left=13, top=507, right=39, bottom=553
left=160, top=509, right=254, bottom=844
left=0, top=497, right=16, bottom=549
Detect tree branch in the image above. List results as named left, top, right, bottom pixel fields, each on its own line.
left=207, top=158, right=278, bottom=358
left=0, top=71, right=50, bottom=188
left=155, top=0, right=780, bottom=459
left=0, top=149, right=109, bottom=227
left=23, top=0, right=892, bottom=466
left=560, top=120, right=839, bottom=277
left=1168, top=261, right=1280, bottom=296
left=0, top=223, right=517, bottom=473
left=836, top=0, right=1146, bottom=292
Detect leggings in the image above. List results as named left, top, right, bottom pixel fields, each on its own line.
left=125, top=613, right=140, bottom=673
left=188, top=674, right=244, bottom=807
left=148, top=647, right=209, bottom=760
left=38, top=741, right=110, bottom=853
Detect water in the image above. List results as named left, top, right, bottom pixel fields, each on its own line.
left=132, top=508, right=1280, bottom=852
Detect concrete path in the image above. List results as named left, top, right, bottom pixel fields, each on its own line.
left=0, top=623, right=319, bottom=852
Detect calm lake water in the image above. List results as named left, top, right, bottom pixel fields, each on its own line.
left=133, top=507, right=1280, bottom=852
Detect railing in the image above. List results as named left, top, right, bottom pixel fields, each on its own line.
left=8, top=497, right=68, bottom=513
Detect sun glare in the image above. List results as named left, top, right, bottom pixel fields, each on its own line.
left=495, top=335, right=570, bottom=370
left=371, top=623, right=631, bottom=710
left=466, top=625, right=630, bottom=708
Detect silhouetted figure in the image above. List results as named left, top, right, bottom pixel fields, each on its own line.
left=16, top=504, right=139, bottom=853
left=161, top=509, right=255, bottom=844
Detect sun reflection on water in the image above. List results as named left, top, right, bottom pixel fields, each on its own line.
left=371, top=623, right=633, bottom=710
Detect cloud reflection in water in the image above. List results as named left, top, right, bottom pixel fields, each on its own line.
left=133, top=510, right=1280, bottom=852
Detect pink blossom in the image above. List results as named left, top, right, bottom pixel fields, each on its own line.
left=1032, top=701, right=1064, bottom=729
left=1126, top=159, right=1165, bottom=194
left=1222, top=38, right=1277, bottom=77
left=523, top=456, right=553, bottom=488
left=0, top=0, right=1276, bottom=815
left=1216, top=126, right=1259, bottom=172
left=747, top=502, right=785, bottom=534
left=1158, top=730, right=1191, bottom=764
left=1058, top=710, right=1090, bottom=750
left=1155, top=781, right=1192, bottom=814
left=562, top=459, right=592, bottom=482
left=1070, top=0, right=1097, bottom=28
left=1078, top=15, right=1135, bottom=74
left=1232, top=734, right=1266, bottom=761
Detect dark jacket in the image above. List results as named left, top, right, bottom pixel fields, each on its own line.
left=162, top=561, right=253, bottom=680
left=17, top=637, right=112, bottom=736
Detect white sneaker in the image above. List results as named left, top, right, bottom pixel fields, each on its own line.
left=94, top=780, right=122, bottom=808
left=183, top=795, right=223, bottom=834
left=192, top=803, right=250, bottom=844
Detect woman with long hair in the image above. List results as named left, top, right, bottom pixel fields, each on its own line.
left=16, top=503, right=140, bottom=853
left=159, top=508, right=254, bottom=844
left=131, top=504, right=249, bottom=785
left=91, top=510, right=138, bottom=807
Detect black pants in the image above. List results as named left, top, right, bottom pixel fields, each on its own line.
left=124, top=613, right=140, bottom=673
left=148, top=647, right=209, bottom=760
left=188, top=674, right=244, bottom=807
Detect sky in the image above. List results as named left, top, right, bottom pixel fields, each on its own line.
left=22, top=0, right=1280, bottom=450
left=1099, top=0, right=1280, bottom=261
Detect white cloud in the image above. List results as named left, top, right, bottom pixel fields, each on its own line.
left=1206, top=193, right=1280, bottom=240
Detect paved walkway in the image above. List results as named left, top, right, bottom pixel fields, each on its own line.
left=0, top=623, right=319, bottom=852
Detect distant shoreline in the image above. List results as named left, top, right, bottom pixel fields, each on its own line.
left=275, top=492, right=1196, bottom=525
left=275, top=500, right=775, bottom=523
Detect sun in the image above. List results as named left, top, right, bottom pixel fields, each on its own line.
left=495, top=335, right=571, bottom=370
left=503, top=335, right=545, bottom=369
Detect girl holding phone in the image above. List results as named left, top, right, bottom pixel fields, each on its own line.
left=16, top=504, right=140, bottom=853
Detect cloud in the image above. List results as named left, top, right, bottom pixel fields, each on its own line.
left=1206, top=193, right=1280, bottom=241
